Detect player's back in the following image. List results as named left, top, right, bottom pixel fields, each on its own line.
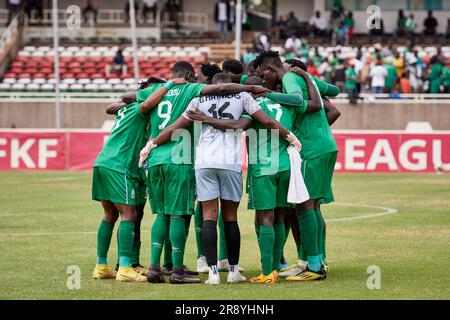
left=193, top=92, right=254, bottom=172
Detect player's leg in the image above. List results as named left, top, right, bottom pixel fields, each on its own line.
left=166, top=164, right=200, bottom=284
left=217, top=209, right=229, bottom=271
left=273, top=207, right=286, bottom=273
left=194, top=202, right=209, bottom=273
left=201, top=198, right=220, bottom=284
left=93, top=200, right=119, bottom=279
left=131, top=203, right=147, bottom=275
left=114, top=202, right=146, bottom=282
left=147, top=165, right=168, bottom=283
left=254, top=210, right=275, bottom=277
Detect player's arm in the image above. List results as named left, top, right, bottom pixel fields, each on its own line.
left=186, top=109, right=253, bottom=130
left=121, top=92, right=136, bottom=104
left=200, top=84, right=269, bottom=97
left=264, top=92, right=304, bottom=109
left=139, top=78, right=187, bottom=115
left=290, top=67, right=322, bottom=113
left=106, top=101, right=127, bottom=115
left=323, top=97, right=341, bottom=126
left=289, top=68, right=340, bottom=97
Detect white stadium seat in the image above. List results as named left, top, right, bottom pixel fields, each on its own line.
left=33, top=78, right=47, bottom=85
left=11, top=83, right=26, bottom=91
left=98, top=84, right=113, bottom=91
left=107, top=78, right=122, bottom=85
left=0, top=83, right=11, bottom=91
left=40, top=83, right=55, bottom=92
left=23, top=46, right=36, bottom=52
left=3, top=78, right=17, bottom=84
left=62, top=78, right=77, bottom=85
left=69, top=84, right=84, bottom=92
left=113, top=84, right=127, bottom=92
left=122, top=78, right=136, bottom=85
left=93, top=78, right=107, bottom=85
left=17, top=78, right=31, bottom=84
left=18, top=51, right=31, bottom=57
left=84, top=83, right=98, bottom=92
left=78, top=79, right=91, bottom=85
left=26, top=83, right=40, bottom=91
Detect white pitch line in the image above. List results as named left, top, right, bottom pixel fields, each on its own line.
left=0, top=203, right=398, bottom=237
left=2, top=177, right=78, bottom=185
left=327, top=202, right=398, bottom=222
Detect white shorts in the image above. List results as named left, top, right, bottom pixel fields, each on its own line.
left=195, top=168, right=242, bottom=202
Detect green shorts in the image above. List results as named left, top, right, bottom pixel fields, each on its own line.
left=302, top=151, right=337, bottom=204
left=92, top=166, right=139, bottom=205
left=248, top=170, right=290, bottom=210
left=137, top=168, right=148, bottom=205
left=148, top=164, right=196, bottom=216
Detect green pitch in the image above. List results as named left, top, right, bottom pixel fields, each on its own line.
left=0, top=171, right=449, bottom=299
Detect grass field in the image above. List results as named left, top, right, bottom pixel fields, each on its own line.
left=0, top=171, right=449, bottom=300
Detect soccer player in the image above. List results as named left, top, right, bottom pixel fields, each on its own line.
left=129, top=61, right=269, bottom=284
left=254, top=50, right=339, bottom=281
left=105, top=77, right=167, bottom=276
left=222, top=59, right=245, bottom=84
left=140, top=72, right=302, bottom=285
left=91, top=77, right=187, bottom=283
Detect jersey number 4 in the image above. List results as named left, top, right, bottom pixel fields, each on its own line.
left=208, top=102, right=233, bottom=119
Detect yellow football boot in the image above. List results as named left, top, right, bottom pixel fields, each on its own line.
left=115, top=267, right=147, bottom=282
left=92, top=264, right=116, bottom=279
left=285, top=267, right=326, bottom=281
left=250, top=271, right=278, bottom=284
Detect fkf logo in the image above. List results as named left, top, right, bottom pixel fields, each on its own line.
left=66, top=265, right=81, bottom=290
left=366, top=5, right=381, bottom=30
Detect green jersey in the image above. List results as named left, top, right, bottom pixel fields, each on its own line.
left=345, top=67, right=357, bottom=89
left=247, top=96, right=293, bottom=177
left=385, top=64, right=397, bottom=88
left=136, top=82, right=206, bottom=167
left=94, top=102, right=150, bottom=177
left=282, top=72, right=337, bottom=160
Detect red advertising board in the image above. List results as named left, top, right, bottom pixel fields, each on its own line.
left=0, top=130, right=449, bottom=173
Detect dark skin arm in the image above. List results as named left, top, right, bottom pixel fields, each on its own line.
left=200, top=83, right=269, bottom=97
left=152, top=116, right=192, bottom=146
left=121, top=92, right=136, bottom=104
left=106, top=101, right=126, bottom=115
left=139, top=78, right=187, bottom=115
left=323, top=97, right=341, bottom=126
left=290, top=66, right=323, bottom=113
left=186, top=109, right=290, bottom=138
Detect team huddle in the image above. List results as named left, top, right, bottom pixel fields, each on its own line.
left=91, top=50, right=341, bottom=285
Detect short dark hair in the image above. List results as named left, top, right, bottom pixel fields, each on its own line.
left=172, top=61, right=195, bottom=77
left=200, top=63, right=222, bottom=82
left=244, top=75, right=263, bottom=86
left=211, top=72, right=231, bottom=84
left=138, top=77, right=166, bottom=89
left=253, top=50, right=283, bottom=70
left=284, top=58, right=307, bottom=71
left=222, top=59, right=244, bottom=75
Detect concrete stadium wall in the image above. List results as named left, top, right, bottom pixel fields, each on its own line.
left=0, top=100, right=449, bottom=130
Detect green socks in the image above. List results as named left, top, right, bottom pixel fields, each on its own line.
left=254, top=222, right=260, bottom=241
left=96, top=220, right=114, bottom=265
left=322, top=229, right=327, bottom=263
left=169, top=217, right=187, bottom=270
left=272, top=223, right=285, bottom=271
left=118, top=220, right=135, bottom=267
left=258, top=225, right=275, bottom=276
left=315, top=209, right=325, bottom=263
left=297, top=209, right=320, bottom=272
left=150, top=214, right=170, bottom=267
left=130, top=240, right=141, bottom=265
left=218, top=209, right=228, bottom=261
left=194, top=204, right=204, bottom=258
left=163, top=238, right=172, bottom=266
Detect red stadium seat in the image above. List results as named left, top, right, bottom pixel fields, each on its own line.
left=11, top=67, right=22, bottom=73
left=77, top=73, right=90, bottom=79
left=61, top=73, right=74, bottom=79
left=91, top=73, right=104, bottom=79
left=41, top=67, right=53, bottom=74
left=4, top=73, right=16, bottom=79
left=18, top=73, right=31, bottom=78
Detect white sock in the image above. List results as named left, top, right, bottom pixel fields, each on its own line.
left=299, top=260, right=308, bottom=267
left=210, top=265, right=218, bottom=275
left=229, top=264, right=238, bottom=273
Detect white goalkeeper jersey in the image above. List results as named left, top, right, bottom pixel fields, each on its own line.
left=183, top=92, right=260, bottom=172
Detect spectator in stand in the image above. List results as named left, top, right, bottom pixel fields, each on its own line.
left=405, top=13, right=416, bottom=46
left=106, top=48, right=127, bottom=77
left=215, top=0, right=230, bottom=42
left=286, top=11, right=300, bottom=34
left=124, top=0, right=139, bottom=22
left=309, top=11, right=327, bottom=38
left=399, top=71, right=412, bottom=94
left=423, top=10, right=438, bottom=37
left=7, top=0, right=22, bottom=25
left=256, top=32, right=271, bottom=52
left=328, top=10, right=341, bottom=42
left=334, top=21, right=348, bottom=45
left=427, top=55, right=443, bottom=94
left=306, top=58, right=320, bottom=78
left=370, top=59, right=387, bottom=94
left=393, top=52, right=405, bottom=78
left=345, top=61, right=358, bottom=104
left=333, top=58, right=346, bottom=92
left=284, top=33, right=302, bottom=58
left=25, top=0, right=43, bottom=22
left=384, top=61, right=398, bottom=93
left=82, top=0, right=98, bottom=25
left=272, top=15, right=288, bottom=41
left=344, top=11, right=354, bottom=44
left=142, top=0, right=158, bottom=22
left=443, top=65, right=450, bottom=93
left=394, top=9, right=407, bottom=38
